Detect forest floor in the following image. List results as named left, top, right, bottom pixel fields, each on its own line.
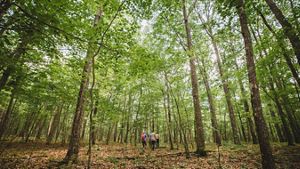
left=0, top=141, right=299, bottom=169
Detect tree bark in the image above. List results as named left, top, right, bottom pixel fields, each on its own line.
left=164, top=72, right=174, bottom=150
left=182, top=0, right=205, bottom=156
left=211, top=36, right=241, bottom=144
left=197, top=58, right=221, bottom=145
left=168, top=76, right=191, bottom=158
left=35, top=117, right=47, bottom=140
left=63, top=8, right=102, bottom=163
left=269, top=108, right=285, bottom=142
left=134, top=87, right=142, bottom=146
left=0, top=87, right=15, bottom=139
left=91, top=101, right=98, bottom=145
left=265, top=0, right=300, bottom=65
left=236, top=1, right=276, bottom=168
left=125, top=93, right=132, bottom=144
left=234, top=60, right=258, bottom=144
left=47, top=105, right=63, bottom=144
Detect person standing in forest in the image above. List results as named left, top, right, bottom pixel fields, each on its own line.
left=155, top=133, right=159, bottom=148
left=150, top=132, right=157, bottom=150
left=141, top=131, right=147, bottom=148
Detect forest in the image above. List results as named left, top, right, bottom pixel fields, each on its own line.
left=0, top=0, right=300, bottom=168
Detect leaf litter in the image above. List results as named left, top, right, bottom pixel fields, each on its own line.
left=0, top=142, right=299, bottom=168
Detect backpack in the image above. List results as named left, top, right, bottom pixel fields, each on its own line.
left=141, top=133, right=146, bottom=141
left=150, top=133, right=156, bottom=141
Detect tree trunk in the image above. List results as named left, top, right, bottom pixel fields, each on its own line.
left=268, top=122, right=276, bottom=142
left=35, top=117, right=47, bottom=140
left=236, top=1, right=276, bottom=168
left=197, top=58, right=221, bottom=145
left=276, top=80, right=300, bottom=143
left=113, top=121, right=118, bottom=142
left=106, top=124, right=113, bottom=145
left=237, top=108, right=247, bottom=142
left=182, top=0, right=205, bottom=156
left=269, top=108, right=285, bottom=142
left=255, top=9, right=300, bottom=86
left=164, top=72, right=174, bottom=150
left=274, top=95, right=294, bottom=145
left=125, top=93, right=131, bottom=144
left=0, top=88, right=15, bottom=139
left=211, top=35, right=240, bottom=144
left=168, top=77, right=191, bottom=158
left=234, top=60, right=258, bottom=144
left=63, top=8, right=102, bottom=163
left=134, top=87, right=142, bottom=146
left=265, top=0, right=300, bottom=65
left=91, top=101, right=98, bottom=145
left=47, top=105, right=63, bottom=144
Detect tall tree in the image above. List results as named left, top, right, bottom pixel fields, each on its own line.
left=197, top=57, right=221, bottom=145
left=182, top=0, right=206, bottom=156
left=236, top=0, right=276, bottom=168
left=63, top=7, right=102, bottom=163
left=197, top=9, right=240, bottom=144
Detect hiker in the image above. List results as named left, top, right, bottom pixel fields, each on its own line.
left=141, top=131, right=147, bottom=148
left=155, top=133, right=159, bottom=148
left=150, top=132, right=156, bottom=150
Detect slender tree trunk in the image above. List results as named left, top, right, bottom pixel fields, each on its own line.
left=56, top=105, right=70, bottom=143
left=81, top=117, right=87, bottom=140
left=237, top=108, right=247, bottom=142
left=274, top=95, right=294, bottom=145
left=19, top=106, right=42, bottom=141
left=164, top=72, right=174, bottom=150
left=182, top=0, right=205, bottom=156
left=269, top=108, right=285, bottom=142
left=91, top=101, right=98, bottom=145
left=168, top=78, right=191, bottom=158
left=223, top=105, right=227, bottom=141
left=125, top=93, right=131, bottom=144
left=211, top=35, right=240, bottom=144
left=47, top=105, right=63, bottom=144
left=234, top=60, right=258, bottom=144
left=113, top=121, right=118, bottom=142
left=134, top=88, right=142, bottom=146
left=268, top=122, right=276, bottom=142
left=264, top=0, right=300, bottom=65
left=276, top=84, right=300, bottom=143
left=35, top=117, right=47, bottom=140
left=63, top=8, right=102, bottom=163
left=197, top=58, right=221, bottom=145
left=106, top=124, right=113, bottom=145
left=236, top=1, right=276, bottom=168
left=0, top=88, right=15, bottom=139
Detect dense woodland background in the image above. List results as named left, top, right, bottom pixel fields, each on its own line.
left=0, top=0, right=300, bottom=168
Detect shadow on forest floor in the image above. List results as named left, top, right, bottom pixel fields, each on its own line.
left=0, top=140, right=299, bottom=169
